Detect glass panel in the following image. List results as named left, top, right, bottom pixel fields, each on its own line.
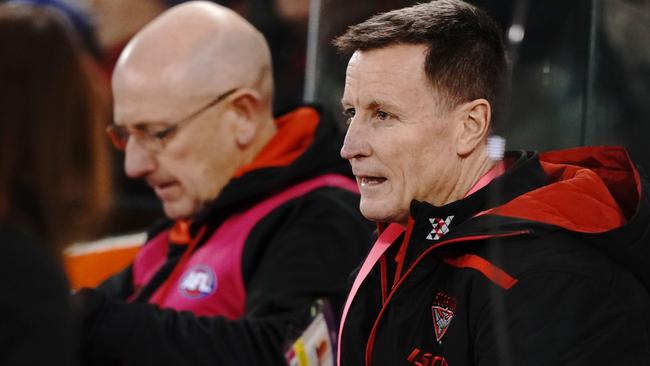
left=585, top=0, right=650, bottom=170
left=500, top=0, right=591, bottom=151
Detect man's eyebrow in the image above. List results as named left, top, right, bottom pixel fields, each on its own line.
left=340, top=97, right=403, bottom=114
left=131, top=121, right=170, bottom=130
left=368, top=98, right=402, bottom=113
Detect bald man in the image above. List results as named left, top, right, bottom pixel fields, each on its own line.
left=75, top=2, right=372, bottom=365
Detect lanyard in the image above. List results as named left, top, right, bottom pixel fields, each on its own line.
left=337, top=223, right=404, bottom=366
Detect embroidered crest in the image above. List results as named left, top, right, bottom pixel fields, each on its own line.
left=431, top=292, right=457, bottom=343
left=179, top=264, right=218, bottom=299
left=427, top=216, right=454, bottom=240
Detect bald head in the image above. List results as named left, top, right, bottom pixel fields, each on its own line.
left=111, top=2, right=280, bottom=220
left=113, top=1, right=273, bottom=123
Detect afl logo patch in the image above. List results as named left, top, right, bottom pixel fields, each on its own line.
left=179, top=264, right=217, bottom=299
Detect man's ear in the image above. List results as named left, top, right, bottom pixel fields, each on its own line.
left=456, top=98, right=491, bottom=156
left=231, top=90, right=262, bottom=147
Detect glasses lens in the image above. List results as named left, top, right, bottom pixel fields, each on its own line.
left=106, top=125, right=128, bottom=151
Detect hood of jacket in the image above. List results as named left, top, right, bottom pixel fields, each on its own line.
left=411, top=147, right=650, bottom=290
left=407, top=146, right=650, bottom=290
left=486, top=146, right=641, bottom=232
left=486, top=146, right=650, bottom=290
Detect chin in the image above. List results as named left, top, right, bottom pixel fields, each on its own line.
left=162, top=201, right=196, bottom=220
left=360, top=199, right=405, bottom=224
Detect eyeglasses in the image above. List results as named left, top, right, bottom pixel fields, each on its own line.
left=106, top=88, right=238, bottom=152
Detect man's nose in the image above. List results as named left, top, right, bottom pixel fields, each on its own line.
left=124, top=138, right=157, bottom=179
left=340, top=118, right=371, bottom=160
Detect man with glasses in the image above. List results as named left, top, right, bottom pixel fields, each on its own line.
left=75, top=2, right=372, bottom=365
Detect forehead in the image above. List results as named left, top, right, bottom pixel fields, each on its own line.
left=112, top=37, right=221, bottom=126
left=342, top=44, right=431, bottom=105
left=112, top=67, right=203, bottom=126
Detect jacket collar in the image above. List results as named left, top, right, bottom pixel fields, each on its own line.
left=407, top=150, right=546, bottom=244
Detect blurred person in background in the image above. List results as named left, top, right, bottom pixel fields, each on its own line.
left=87, top=0, right=170, bottom=78
left=75, top=1, right=372, bottom=365
left=0, top=3, right=111, bottom=365
left=334, top=1, right=650, bottom=365
left=6, top=0, right=103, bottom=60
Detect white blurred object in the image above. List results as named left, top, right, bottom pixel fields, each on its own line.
left=507, top=24, right=525, bottom=43
left=487, top=135, right=506, bottom=161
left=285, top=312, right=334, bottom=366
left=285, top=300, right=337, bottom=366
left=65, top=232, right=146, bottom=256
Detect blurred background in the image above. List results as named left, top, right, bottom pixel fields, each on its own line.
left=3, top=0, right=649, bottom=237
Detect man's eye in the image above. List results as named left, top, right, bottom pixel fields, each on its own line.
left=375, top=109, right=391, bottom=121
left=342, top=108, right=356, bottom=124
left=152, top=126, right=176, bottom=140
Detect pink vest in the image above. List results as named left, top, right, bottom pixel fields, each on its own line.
left=131, top=174, right=359, bottom=319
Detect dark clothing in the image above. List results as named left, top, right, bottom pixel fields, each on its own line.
left=78, top=106, right=373, bottom=366
left=340, top=147, right=650, bottom=366
left=0, top=224, right=77, bottom=366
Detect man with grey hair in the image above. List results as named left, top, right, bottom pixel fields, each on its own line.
left=334, top=1, right=650, bottom=365
left=75, top=1, right=372, bottom=365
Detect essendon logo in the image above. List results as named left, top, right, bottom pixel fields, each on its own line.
left=431, top=292, right=456, bottom=343
left=179, top=264, right=217, bottom=299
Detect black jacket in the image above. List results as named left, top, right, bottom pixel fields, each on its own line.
left=78, top=106, right=373, bottom=366
left=340, top=147, right=650, bottom=366
left=0, top=225, right=77, bottom=366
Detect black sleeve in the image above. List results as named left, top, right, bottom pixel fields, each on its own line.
left=95, top=265, right=133, bottom=300
left=243, top=188, right=373, bottom=321
left=0, top=228, right=77, bottom=366
left=473, top=270, right=650, bottom=366
left=77, top=188, right=373, bottom=366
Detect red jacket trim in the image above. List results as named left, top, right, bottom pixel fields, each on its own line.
left=443, top=254, right=518, bottom=289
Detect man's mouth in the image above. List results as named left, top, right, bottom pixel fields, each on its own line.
left=153, top=182, right=178, bottom=199
left=358, top=176, right=387, bottom=186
